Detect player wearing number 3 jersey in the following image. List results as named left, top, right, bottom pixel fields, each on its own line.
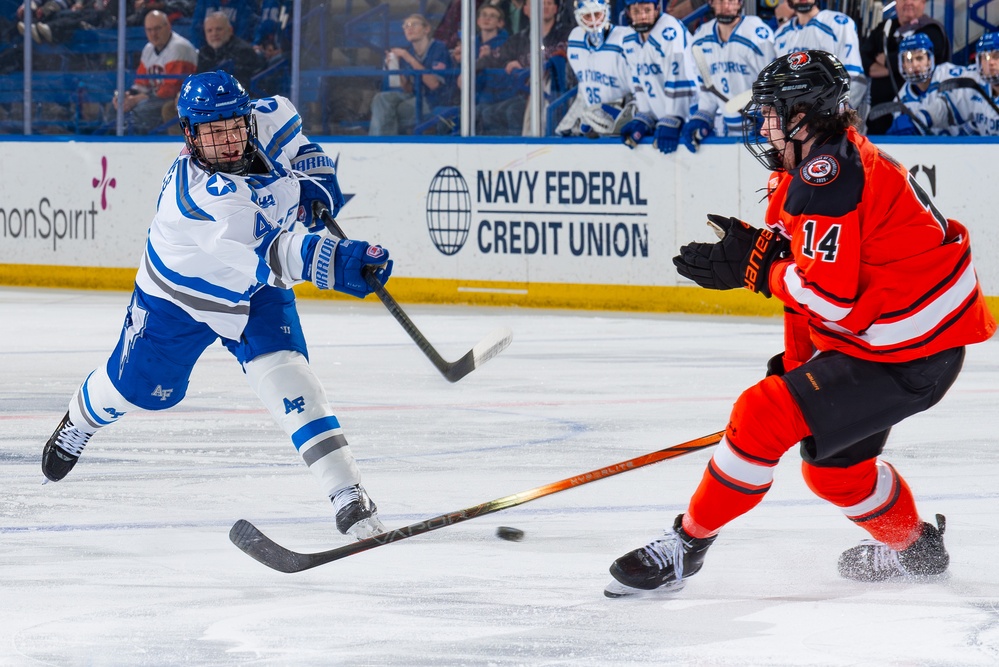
left=40, top=71, right=393, bottom=541
left=607, top=51, right=995, bottom=597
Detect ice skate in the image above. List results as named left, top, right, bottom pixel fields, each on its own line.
left=605, top=514, right=717, bottom=598
left=838, top=514, right=949, bottom=582
left=332, top=484, right=386, bottom=539
left=41, top=412, right=93, bottom=482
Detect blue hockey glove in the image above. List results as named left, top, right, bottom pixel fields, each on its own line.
left=654, top=117, right=683, bottom=155
left=887, top=113, right=918, bottom=136
left=305, top=237, right=392, bottom=298
left=681, top=115, right=714, bottom=153
left=293, top=143, right=345, bottom=230
left=620, top=112, right=655, bottom=148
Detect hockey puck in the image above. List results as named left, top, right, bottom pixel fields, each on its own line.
left=496, top=526, right=525, bottom=542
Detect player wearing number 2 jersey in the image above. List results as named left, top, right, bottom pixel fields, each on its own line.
left=607, top=51, right=995, bottom=597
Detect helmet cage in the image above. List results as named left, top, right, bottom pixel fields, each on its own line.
left=575, top=0, right=611, bottom=35
left=898, top=33, right=935, bottom=85
left=177, top=71, right=258, bottom=175
left=977, top=32, right=999, bottom=85
left=741, top=51, right=849, bottom=172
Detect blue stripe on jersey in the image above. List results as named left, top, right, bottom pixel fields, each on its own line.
left=693, top=35, right=720, bottom=48
left=146, top=238, right=252, bottom=304
left=805, top=18, right=837, bottom=40
left=729, top=34, right=766, bottom=56
left=291, top=415, right=342, bottom=450
left=176, top=164, right=214, bottom=222
left=665, top=79, right=697, bottom=90
left=265, top=114, right=303, bottom=163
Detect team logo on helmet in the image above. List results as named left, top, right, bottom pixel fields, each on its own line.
left=800, top=155, right=839, bottom=185
left=787, top=52, right=811, bottom=70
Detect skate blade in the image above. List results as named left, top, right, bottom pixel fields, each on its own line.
left=346, top=516, right=387, bottom=540
left=603, top=579, right=686, bottom=599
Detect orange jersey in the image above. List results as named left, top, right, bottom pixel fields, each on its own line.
left=764, top=127, right=995, bottom=362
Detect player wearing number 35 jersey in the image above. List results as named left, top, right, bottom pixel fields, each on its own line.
left=607, top=51, right=995, bottom=598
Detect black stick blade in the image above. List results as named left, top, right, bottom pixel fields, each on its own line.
left=229, top=519, right=314, bottom=573
left=443, top=327, right=513, bottom=382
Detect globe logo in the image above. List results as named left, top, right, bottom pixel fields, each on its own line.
left=426, top=166, right=472, bottom=255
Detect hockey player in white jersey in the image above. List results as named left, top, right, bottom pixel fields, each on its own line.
left=682, top=0, right=775, bottom=152
left=41, top=71, right=393, bottom=540
left=557, top=0, right=637, bottom=138
left=618, top=0, right=698, bottom=154
left=887, top=34, right=979, bottom=136
left=968, top=32, right=999, bottom=135
left=772, top=0, right=867, bottom=113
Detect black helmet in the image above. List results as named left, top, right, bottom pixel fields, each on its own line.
left=742, top=50, right=850, bottom=171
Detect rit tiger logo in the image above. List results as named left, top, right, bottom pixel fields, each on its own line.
left=284, top=396, right=306, bottom=414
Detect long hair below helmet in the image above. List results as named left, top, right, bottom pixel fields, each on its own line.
left=177, top=70, right=258, bottom=175
left=741, top=50, right=850, bottom=171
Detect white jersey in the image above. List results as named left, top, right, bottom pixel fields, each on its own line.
left=773, top=10, right=861, bottom=74
left=690, top=16, right=775, bottom=136
left=897, top=64, right=980, bottom=136
left=136, top=96, right=322, bottom=340
left=566, top=25, right=637, bottom=107
left=963, top=69, right=999, bottom=136
left=626, top=14, right=698, bottom=122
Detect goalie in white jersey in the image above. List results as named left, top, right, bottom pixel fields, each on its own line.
left=682, top=0, right=774, bottom=152
left=41, top=71, right=393, bottom=540
left=557, top=0, right=637, bottom=138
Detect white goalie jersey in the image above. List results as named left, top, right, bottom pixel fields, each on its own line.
left=135, top=95, right=323, bottom=340
left=691, top=16, right=775, bottom=136
left=627, top=13, right=698, bottom=122
left=566, top=25, right=638, bottom=107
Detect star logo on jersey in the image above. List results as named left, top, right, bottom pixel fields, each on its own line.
left=253, top=98, right=279, bottom=113
left=663, top=27, right=677, bottom=40
left=834, top=14, right=848, bottom=24
left=756, top=26, right=770, bottom=39
left=800, top=155, right=839, bottom=186
left=206, top=173, right=237, bottom=196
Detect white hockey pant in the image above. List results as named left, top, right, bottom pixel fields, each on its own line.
left=244, top=350, right=361, bottom=498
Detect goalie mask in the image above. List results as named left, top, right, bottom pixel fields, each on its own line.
left=978, top=32, right=999, bottom=86
left=623, top=0, right=660, bottom=34
left=898, top=33, right=935, bottom=84
left=177, top=70, right=258, bottom=176
left=742, top=50, right=850, bottom=171
left=575, top=0, right=611, bottom=46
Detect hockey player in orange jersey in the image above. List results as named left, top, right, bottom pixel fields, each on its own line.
left=605, top=50, right=996, bottom=597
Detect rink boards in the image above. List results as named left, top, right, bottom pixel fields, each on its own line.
left=0, top=136, right=997, bottom=316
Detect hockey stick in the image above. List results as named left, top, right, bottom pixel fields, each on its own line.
left=866, top=100, right=931, bottom=134
left=229, top=430, right=724, bottom=573
left=312, top=202, right=512, bottom=383
left=692, top=45, right=729, bottom=105
left=938, top=77, right=999, bottom=116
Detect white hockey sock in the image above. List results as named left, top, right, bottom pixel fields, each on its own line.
left=69, top=366, right=138, bottom=433
left=244, top=350, right=361, bottom=497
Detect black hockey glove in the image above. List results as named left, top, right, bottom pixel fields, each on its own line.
left=673, top=214, right=790, bottom=297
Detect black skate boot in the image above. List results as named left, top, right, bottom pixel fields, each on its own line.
left=838, top=514, right=949, bottom=582
left=331, top=484, right=387, bottom=539
left=605, top=514, right=717, bottom=598
left=42, top=412, right=93, bottom=482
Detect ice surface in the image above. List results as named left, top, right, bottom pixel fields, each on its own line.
left=2, top=287, right=998, bottom=666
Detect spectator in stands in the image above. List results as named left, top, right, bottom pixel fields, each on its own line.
left=17, top=0, right=69, bottom=41
left=126, top=0, right=194, bottom=27
left=26, top=0, right=114, bottom=45
left=476, top=3, right=508, bottom=59
left=190, top=0, right=257, bottom=49
left=475, top=0, right=569, bottom=135
left=433, top=0, right=490, bottom=50
left=368, top=14, right=451, bottom=136
left=197, top=11, right=261, bottom=90
left=253, top=0, right=290, bottom=53
left=112, top=9, right=196, bottom=134
left=860, top=0, right=949, bottom=134
left=251, top=34, right=287, bottom=97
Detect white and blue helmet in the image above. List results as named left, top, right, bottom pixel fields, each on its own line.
left=977, top=32, right=999, bottom=85
left=177, top=70, right=257, bottom=175
left=574, top=0, right=611, bottom=35
left=898, top=33, right=935, bottom=84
